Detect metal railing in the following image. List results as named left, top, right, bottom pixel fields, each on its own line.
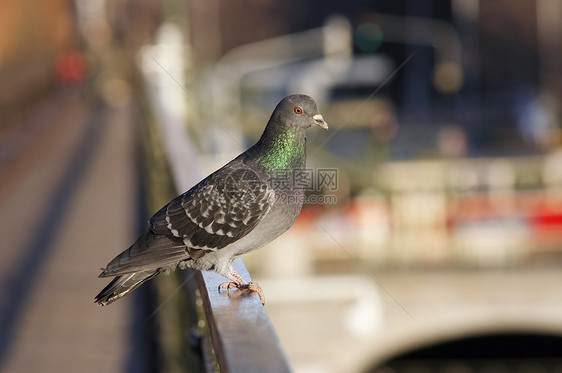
left=196, top=260, right=290, bottom=373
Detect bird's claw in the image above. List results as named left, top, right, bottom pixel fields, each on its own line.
left=244, top=282, right=265, bottom=305
left=218, top=281, right=265, bottom=305
left=218, top=281, right=239, bottom=291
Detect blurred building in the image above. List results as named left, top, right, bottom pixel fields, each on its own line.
left=0, top=0, right=78, bottom=135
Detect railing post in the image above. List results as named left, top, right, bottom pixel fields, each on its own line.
left=195, top=259, right=291, bottom=373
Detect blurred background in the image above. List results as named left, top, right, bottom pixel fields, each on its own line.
left=1, top=0, right=562, bottom=372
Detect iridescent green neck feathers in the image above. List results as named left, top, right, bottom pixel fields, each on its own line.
left=253, top=127, right=306, bottom=171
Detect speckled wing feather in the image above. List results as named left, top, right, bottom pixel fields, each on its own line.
left=150, top=161, right=275, bottom=251
left=101, top=162, right=275, bottom=277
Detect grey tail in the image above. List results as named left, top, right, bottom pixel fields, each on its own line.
left=94, top=270, right=161, bottom=306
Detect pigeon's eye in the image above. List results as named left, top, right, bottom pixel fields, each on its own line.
left=294, top=106, right=303, bottom=114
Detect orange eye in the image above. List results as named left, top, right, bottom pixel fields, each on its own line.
left=294, top=106, right=303, bottom=114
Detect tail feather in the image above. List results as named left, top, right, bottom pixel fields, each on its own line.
left=94, top=270, right=161, bottom=306
left=100, top=230, right=189, bottom=278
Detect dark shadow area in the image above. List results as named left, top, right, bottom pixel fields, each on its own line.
left=370, top=332, right=562, bottom=372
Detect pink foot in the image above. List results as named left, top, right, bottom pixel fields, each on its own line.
left=217, top=269, right=265, bottom=304
left=241, top=282, right=265, bottom=305
left=218, top=281, right=265, bottom=305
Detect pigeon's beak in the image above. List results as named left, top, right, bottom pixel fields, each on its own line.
left=313, top=114, right=328, bottom=130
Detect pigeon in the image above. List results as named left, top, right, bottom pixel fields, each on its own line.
left=95, top=94, right=328, bottom=306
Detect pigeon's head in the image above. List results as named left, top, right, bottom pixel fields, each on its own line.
left=272, top=94, right=328, bottom=131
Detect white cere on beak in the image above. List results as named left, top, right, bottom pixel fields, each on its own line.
left=313, top=114, right=328, bottom=130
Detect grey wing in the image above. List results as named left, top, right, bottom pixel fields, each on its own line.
left=150, top=164, right=276, bottom=251
left=100, top=230, right=187, bottom=277
left=101, top=164, right=275, bottom=277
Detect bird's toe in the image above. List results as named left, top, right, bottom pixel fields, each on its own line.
left=243, top=282, right=265, bottom=305
left=218, top=281, right=239, bottom=291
